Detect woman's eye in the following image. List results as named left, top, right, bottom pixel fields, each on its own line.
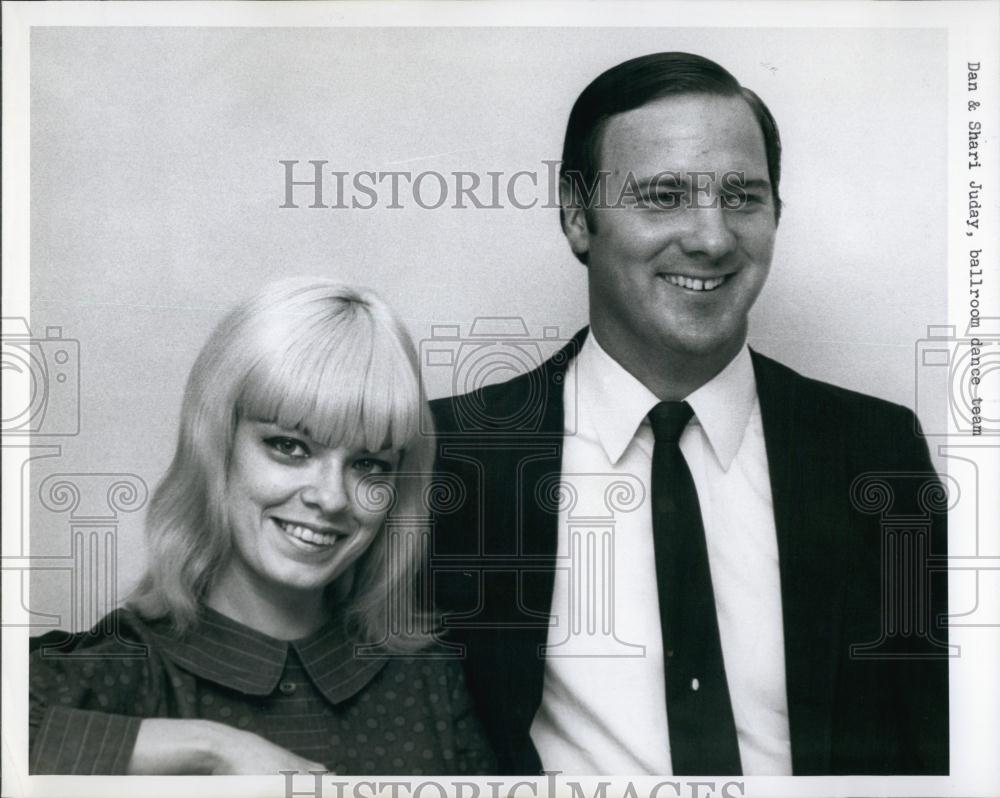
left=265, top=436, right=310, bottom=459
left=353, top=457, right=392, bottom=474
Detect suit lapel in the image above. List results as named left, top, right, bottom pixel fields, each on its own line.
left=496, top=328, right=587, bottom=762
left=752, top=351, right=849, bottom=775
left=516, top=327, right=587, bottom=569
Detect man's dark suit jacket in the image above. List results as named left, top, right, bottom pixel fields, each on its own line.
left=429, top=328, right=948, bottom=776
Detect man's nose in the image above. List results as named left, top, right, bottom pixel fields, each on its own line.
left=300, top=467, right=350, bottom=515
left=679, top=202, right=737, bottom=261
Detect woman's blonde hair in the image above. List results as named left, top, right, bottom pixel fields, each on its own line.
left=129, top=278, right=436, bottom=651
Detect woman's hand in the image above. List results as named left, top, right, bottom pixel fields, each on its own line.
left=128, top=718, right=328, bottom=775
left=205, top=722, right=328, bottom=775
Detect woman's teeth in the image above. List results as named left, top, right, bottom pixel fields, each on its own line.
left=663, top=274, right=728, bottom=291
left=276, top=519, right=341, bottom=546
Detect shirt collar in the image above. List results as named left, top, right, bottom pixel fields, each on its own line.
left=577, top=333, right=757, bottom=470
left=148, top=605, right=387, bottom=705
left=684, top=344, right=757, bottom=470
left=576, top=333, right=660, bottom=465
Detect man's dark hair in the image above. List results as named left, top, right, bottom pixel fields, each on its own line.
left=560, top=52, right=783, bottom=263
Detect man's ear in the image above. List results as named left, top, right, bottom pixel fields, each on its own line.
left=560, top=177, right=591, bottom=261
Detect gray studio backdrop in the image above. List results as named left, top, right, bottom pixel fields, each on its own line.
left=27, top=26, right=947, bottom=630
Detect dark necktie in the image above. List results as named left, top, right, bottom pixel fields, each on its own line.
left=648, top=401, right=742, bottom=775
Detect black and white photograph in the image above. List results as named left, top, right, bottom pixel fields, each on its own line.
left=2, top=2, right=998, bottom=797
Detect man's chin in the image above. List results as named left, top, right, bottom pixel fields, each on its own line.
left=656, top=326, right=747, bottom=363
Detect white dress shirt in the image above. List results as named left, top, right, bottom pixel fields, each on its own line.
left=529, top=334, right=793, bottom=775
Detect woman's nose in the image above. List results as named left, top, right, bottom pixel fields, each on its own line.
left=300, top=468, right=350, bottom=515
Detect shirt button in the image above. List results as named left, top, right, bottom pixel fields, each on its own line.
left=690, top=678, right=700, bottom=691
left=665, top=649, right=674, bottom=659
left=279, top=681, right=297, bottom=695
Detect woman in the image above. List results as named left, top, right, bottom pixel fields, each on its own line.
left=29, top=278, right=495, bottom=775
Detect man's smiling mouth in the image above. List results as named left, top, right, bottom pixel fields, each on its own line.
left=661, top=273, right=730, bottom=292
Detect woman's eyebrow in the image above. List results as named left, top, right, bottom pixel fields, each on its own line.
left=251, top=417, right=315, bottom=439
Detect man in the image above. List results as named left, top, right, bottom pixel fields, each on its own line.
left=430, top=52, right=948, bottom=777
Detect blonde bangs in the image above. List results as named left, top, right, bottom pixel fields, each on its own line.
left=236, top=301, right=421, bottom=454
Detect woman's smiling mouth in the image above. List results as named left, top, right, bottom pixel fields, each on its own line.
left=273, top=517, right=346, bottom=548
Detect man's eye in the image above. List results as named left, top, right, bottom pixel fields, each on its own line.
left=265, top=437, right=310, bottom=459
left=640, top=190, right=684, bottom=210
left=353, top=457, right=392, bottom=474
left=722, top=191, right=764, bottom=210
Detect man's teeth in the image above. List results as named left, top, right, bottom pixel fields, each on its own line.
left=663, top=274, right=727, bottom=291
left=276, top=520, right=341, bottom=546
